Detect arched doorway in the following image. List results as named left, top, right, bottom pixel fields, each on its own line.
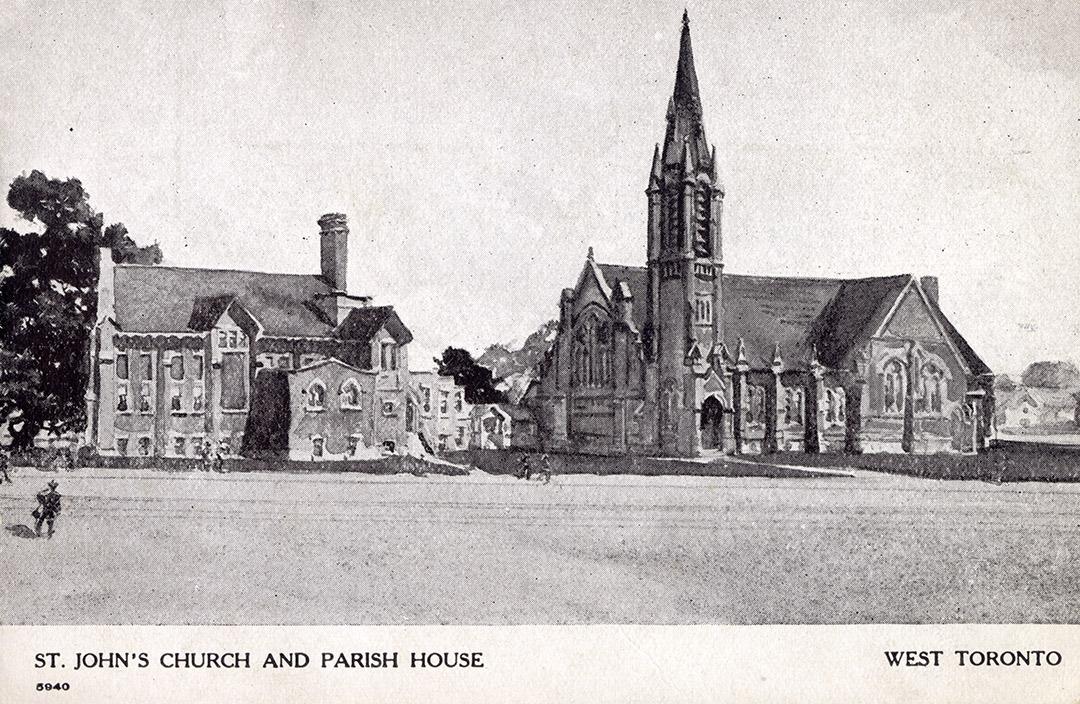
left=700, top=395, right=725, bottom=451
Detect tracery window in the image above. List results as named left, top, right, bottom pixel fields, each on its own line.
left=783, top=387, right=804, bottom=426
left=919, top=362, right=947, bottom=415
left=745, top=385, right=765, bottom=426
left=306, top=380, right=326, bottom=410
left=339, top=379, right=362, bottom=409
left=882, top=359, right=906, bottom=415
left=825, top=387, right=846, bottom=427
left=571, top=314, right=613, bottom=389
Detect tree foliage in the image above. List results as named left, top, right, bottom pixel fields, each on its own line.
left=0, top=170, right=161, bottom=449
left=434, top=347, right=507, bottom=404
left=1020, top=361, right=1080, bottom=389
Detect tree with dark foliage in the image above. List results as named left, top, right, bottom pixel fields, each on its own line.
left=0, top=170, right=161, bottom=450
left=1020, top=361, right=1080, bottom=389
left=435, top=347, right=507, bottom=404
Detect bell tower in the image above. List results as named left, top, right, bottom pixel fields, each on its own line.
left=645, top=11, right=725, bottom=456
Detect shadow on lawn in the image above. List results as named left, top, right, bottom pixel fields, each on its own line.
left=743, top=442, right=1080, bottom=483
left=5, top=524, right=39, bottom=539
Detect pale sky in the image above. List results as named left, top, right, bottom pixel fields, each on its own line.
left=2, top=0, right=1078, bottom=375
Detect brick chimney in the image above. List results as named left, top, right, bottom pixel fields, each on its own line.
left=97, top=247, right=115, bottom=322
left=318, top=213, right=349, bottom=292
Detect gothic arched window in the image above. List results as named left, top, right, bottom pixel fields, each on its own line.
left=825, top=387, right=846, bottom=427
left=306, top=380, right=326, bottom=410
left=882, top=360, right=905, bottom=415
left=745, top=385, right=765, bottom=426
left=572, top=314, right=613, bottom=389
left=339, top=378, right=362, bottom=409
left=920, top=362, right=947, bottom=415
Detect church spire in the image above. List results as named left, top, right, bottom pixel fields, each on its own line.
left=662, top=11, right=710, bottom=173
left=673, top=10, right=701, bottom=117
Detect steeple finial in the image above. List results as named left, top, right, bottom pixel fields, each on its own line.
left=673, top=10, right=701, bottom=113
left=662, top=11, right=709, bottom=170
left=587, top=246, right=595, bottom=262
left=683, top=8, right=690, bottom=26
left=649, top=143, right=662, bottom=185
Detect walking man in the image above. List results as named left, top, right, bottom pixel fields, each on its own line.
left=538, top=453, right=553, bottom=484
left=33, top=480, right=62, bottom=538
left=517, top=453, right=531, bottom=480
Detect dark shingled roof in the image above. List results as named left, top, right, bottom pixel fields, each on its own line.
left=591, top=263, right=987, bottom=373
left=188, top=295, right=237, bottom=331
left=113, top=265, right=335, bottom=337
left=336, top=306, right=414, bottom=345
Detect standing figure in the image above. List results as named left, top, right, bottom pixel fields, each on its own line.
left=33, top=480, right=62, bottom=538
left=200, top=441, right=214, bottom=472
left=517, top=453, right=531, bottom=480
left=213, top=440, right=228, bottom=473
left=538, top=453, right=553, bottom=484
left=0, top=447, right=12, bottom=484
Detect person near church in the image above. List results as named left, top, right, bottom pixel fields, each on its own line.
left=33, top=480, right=62, bottom=538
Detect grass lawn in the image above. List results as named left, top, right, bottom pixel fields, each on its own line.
left=2, top=465, right=1080, bottom=625
left=743, top=442, right=1080, bottom=482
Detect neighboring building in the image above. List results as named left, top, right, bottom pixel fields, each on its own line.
left=998, top=387, right=1080, bottom=433
left=85, top=213, right=415, bottom=459
left=524, top=14, right=994, bottom=457
left=470, top=404, right=513, bottom=449
left=410, top=370, right=471, bottom=452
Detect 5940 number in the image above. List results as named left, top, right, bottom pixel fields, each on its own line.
left=36, top=682, right=70, bottom=692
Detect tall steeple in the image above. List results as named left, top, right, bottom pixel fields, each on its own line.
left=645, top=11, right=726, bottom=458
left=662, top=10, right=710, bottom=173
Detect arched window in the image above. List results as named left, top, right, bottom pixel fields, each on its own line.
left=306, top=380, right=326, bottom=410
left=882, top=360, right=905, bottom=415
left=745, top=385, right=765, bottom=426
left=339, top=379, right=362, bottom=409
left=825, top=387, right=846, bottom=427
left=920, top=362, right=947, bottom=415
left=572, top=314, right=613, bottom=389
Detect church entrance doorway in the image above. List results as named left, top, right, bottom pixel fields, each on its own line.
left=700, top=396, right=725, bottom=451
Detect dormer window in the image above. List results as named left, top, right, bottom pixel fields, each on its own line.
left=380, top=342, right=397, bottom=370
left=306, top=380, right=326, bottom=411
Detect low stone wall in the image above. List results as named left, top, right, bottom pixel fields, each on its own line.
left=442, top=449, right=838, bottom=478
left=16, top=450, right=468, bottom=476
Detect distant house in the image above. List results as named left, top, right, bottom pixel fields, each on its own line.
left=410, top=370, right=471, bottom=453
left=998, top=387, right=1080, bottom=433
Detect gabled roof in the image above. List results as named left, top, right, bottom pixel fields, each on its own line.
left=588, top=261, right=989, bottom=373
left=596, top=264, right=648, bottom=317
left=114, top=264, right=335, bottom=337
left=336, top=306, right=414, bottom=345
left=290, top=356, right=373, bottom=375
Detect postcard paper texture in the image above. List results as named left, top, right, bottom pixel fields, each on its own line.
left=1, top=1, right=1078, bottom=702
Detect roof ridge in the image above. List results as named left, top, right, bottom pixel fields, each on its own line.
left=116, top=263, right=324, bottom=278
left=726, top=272, right=912, bottom=284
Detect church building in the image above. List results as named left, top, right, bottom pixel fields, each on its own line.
left=524, top=13, right=994, bottom=457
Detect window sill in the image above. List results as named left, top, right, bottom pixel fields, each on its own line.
left=221, top=408, right=249, bottom=414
